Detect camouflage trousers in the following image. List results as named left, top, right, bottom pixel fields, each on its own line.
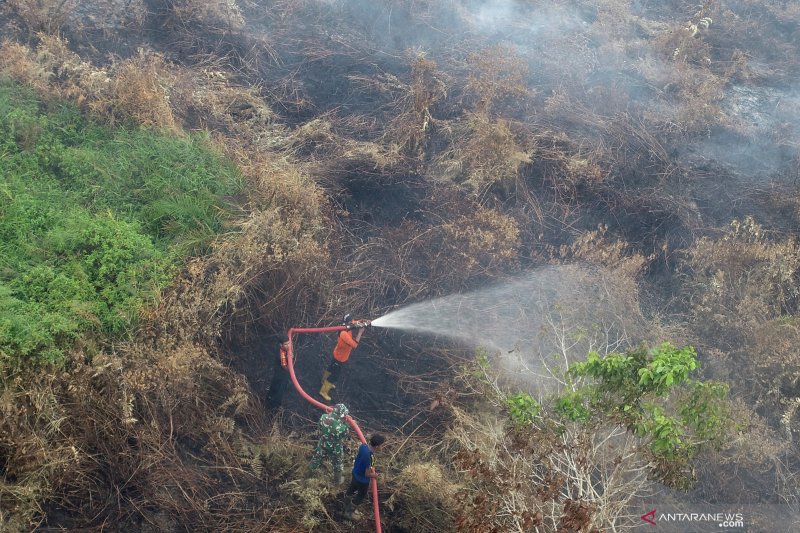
left=309, top=438, right=344, bottom=474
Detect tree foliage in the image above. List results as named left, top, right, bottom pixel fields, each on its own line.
left=557, top=342, right=734, bottom=489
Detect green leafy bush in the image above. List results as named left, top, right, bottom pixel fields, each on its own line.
left=557, top=342, right=734, bottom=489
left=505, top=392, right=541, bottom=428
left=0, top=79, right=243, bottom=368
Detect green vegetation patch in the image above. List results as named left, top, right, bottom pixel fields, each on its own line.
left=556, top=342, right=734, bottom=489
left=0, top=79, right=244, bottom=367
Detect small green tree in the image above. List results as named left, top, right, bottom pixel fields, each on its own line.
left=555, top=342, right=734, bottom=489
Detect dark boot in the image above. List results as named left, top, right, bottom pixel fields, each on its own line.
left=342, top=495, right=356, bottom=520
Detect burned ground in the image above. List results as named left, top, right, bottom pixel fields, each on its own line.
left=2, top=0, right=800, bottom=531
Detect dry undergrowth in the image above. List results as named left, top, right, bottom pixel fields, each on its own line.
left=1, top=0, right=800, bottom=530
left=0, top=28, right=334, bottom=531
left=166, top=0, right=246, bottom=31
left=6, top=0, right=77, bottom=34
left=385, top=461, right=459, bottom=532
left=0, top=36, right=179, bottom=131
left=683, top=216, right=800, bottom=350
left=432, top=380, right=643, bottom=532
left=382, top=53, right=448, bottom=162
left=0, top=203, right=330, bottom=530
left=432, top=111, right=533, bottom=195
left=684, top=217, right=800, bottom=438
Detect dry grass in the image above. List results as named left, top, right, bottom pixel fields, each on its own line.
left=383, top=53, right=448, bottom=161
left=432, top=111, right=533, bottom=195
left=289, top=115, right=404, bottom=183
left=342, top=197, right=521, bottom=312
left=0, top=373, right=81, bottom=532
left=0, top=39, right=52, bottom=92
left=7, top=0, right=77, bottom=34
left=93, top=50, right=180, bottom=131
left=440, top=385, right=647, bottom=532
left=384, top=461, right=458, bottom=532
left=436, top=205, right=521, bottom=276
left=462, top=45, right=532, bottom=117
left=0, top=37, right=179, bottom=131
left=683, top=216, right=800, bottom=349
left=135, top=203, right=329, bottom=345
left=0, top=330, right=307, bottom=530
left=555, top=226, right=653, bottom=286
left=165, top=0, right=246, bottom=32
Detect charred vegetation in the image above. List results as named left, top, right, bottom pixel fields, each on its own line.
left=1, top=0, right=800, bottom=531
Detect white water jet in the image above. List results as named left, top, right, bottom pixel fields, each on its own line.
left=371, top=264, right=651, bottom=392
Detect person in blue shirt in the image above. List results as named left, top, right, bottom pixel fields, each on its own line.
left=343, top=433, right=385, bottom=520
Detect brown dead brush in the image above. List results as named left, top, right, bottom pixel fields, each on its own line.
left=0, top=39, right=52, bottom=92
left=654, top=23, right=714, bottom=67
left=0, top=37, right=181, bottom=132
left=435, top=205, right=521, bottom=277
left=377, top=52, right=449, bottom=162
left=162, top=53, right=281, bottom=141
left=708, top=1, right=800, bottom=82
left=0, top=35, right=107, bottom=106
left=0, top=372, right=82, bottom=532
left=432, top=111, right=533, bottom=196
left=462, top=44, right=532, bottom=117
left=156, top=0, right=245, bottom=33
left=289, top=115, right=404, bottom=183
left=344, top=197, right=521, bottom=308
left=418, top=46, right=535, bottom=195
left=384, top=461, right=458, bottom=532
left=443, top=402, right=550, bottom=532
left=136, top=202, right=329, bottom=346
left=682, top=216, right=800, bottom=351
left=437, top=345, right=663, bottom=532
left=636, top=7, right=734, bottom=139
left=555, top=226, right=653, bottom=284
left=7, top=0, right=77, bottom=35
left=0, top=35, right=288, bottom=143
left=677, top=216, right=800, bottom=492
left=747, top=318, right=800, bottom=434
left=660, top=64, right=727, bottom=137
left=15, top=337, right=288, bottom=530
left=222, top=141, right=323, bottom=217
left=91, top=50, right=180, bottom=131
left=192, top=80, right=275, bottom=136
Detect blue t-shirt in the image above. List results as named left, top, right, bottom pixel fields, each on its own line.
left=352, top=444, right=373, bottom=484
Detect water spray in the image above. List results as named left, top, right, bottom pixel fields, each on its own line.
left=366, top=266, right=650, bottom=394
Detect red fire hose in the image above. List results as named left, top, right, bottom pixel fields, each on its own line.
left=286, top=326, right=382, bottom=533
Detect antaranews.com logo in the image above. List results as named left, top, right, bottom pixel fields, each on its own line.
left=641, top=509, right=745, bottom=529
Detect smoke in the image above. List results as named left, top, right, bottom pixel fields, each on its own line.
left=684, top=83, right=800, bottom=180
left=473, top=0, right=515, bottom=30
left=469, top=0, right=589, bottom=38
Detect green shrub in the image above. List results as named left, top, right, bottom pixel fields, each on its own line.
left=505, top=392, right=541, bottom=428
left=0, top=78, right=243, bottom=368
left=557, top=342, right=734, bottom=489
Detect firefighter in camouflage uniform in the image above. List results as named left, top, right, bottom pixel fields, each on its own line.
left=308, top=403, right=351, bottom=484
